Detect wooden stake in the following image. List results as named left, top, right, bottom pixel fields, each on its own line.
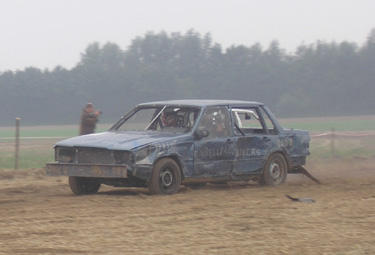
left=331, top=127, right=335, bottom=157
left=15, top=118, right=20, bottom=170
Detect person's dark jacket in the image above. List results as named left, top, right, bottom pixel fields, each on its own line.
left=80, top=109, right=98, bottom=135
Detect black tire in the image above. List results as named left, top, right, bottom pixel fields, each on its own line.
left=260, top=153, right=287, bottom=186
left=69, top=176, right=101, bottom=195
left=148, top=158, right=181, bottom=195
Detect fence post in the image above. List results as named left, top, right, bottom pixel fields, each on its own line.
left=331, top=127, right=335, bottom=157
left=14, top=117, right=20, bottom=170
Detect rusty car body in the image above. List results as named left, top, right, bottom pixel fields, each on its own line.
left=46, top=100, right=310, bottom=195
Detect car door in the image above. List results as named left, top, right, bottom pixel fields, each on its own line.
left=193, top=106, right=236, bottom=177
left=231, top=107, right=274, bottom=175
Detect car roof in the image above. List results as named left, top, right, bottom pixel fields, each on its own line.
left=138, top=100, right=264, bottom=108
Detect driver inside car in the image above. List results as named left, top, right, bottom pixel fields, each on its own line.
left=165, top=113, right=178, bottom=127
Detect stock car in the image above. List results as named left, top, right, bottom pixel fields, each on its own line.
left=46, top=100, right=310, bottom=195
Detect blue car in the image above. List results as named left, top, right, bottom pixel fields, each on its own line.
left=46, top=100, right=310, bottom=195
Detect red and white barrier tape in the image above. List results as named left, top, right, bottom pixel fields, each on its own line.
left=311, top=132, right=375, bottom=138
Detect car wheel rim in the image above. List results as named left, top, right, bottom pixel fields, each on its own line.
left=161, top=168, right=173, bottom=187
left=269, top=162, right=281, bottom=182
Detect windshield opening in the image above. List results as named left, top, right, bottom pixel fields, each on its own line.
left=115, top=106, right=201, bottom=133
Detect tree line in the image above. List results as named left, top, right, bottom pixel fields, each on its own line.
left=1, top=29, right=374, bottom=126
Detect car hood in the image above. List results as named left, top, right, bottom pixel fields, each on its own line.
left=55, top=131, right=188, bottom=151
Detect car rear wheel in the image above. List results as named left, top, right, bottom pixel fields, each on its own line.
left=260, top=153, right=287, bottom=186
left=148, top=158, right=181, bottom=195
left=69, top=176, right=101, bottom=195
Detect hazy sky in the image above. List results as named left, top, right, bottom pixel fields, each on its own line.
left=1, top=0, right=374, bottom=71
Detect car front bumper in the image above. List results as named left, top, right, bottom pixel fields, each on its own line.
left=46, top=163, right=128, bottom=178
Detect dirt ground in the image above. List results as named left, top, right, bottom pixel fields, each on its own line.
left=0, top=158, right=375, bottom=255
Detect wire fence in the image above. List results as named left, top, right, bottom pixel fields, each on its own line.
left=311, top=131, right=375, bottom=138
left=2, top=131, right=375, bottom=140
left=0, top=137, right=68, bottom=140
left=2, top=119, right=375, bottom=170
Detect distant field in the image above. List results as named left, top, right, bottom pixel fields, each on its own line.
left=1, top=116, right=375, bottom=170
left=1, top=115, right=374, bottom=138
left=0, top=124, right=112, bottom=170
left=278, top=115, right=375, bottom=132
left=0, top=124, right=112, bottom=139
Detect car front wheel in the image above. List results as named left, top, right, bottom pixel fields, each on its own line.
left=69, top=176, right=101, bottom=195
left=260, top=153, right=287, bottom=186
left=148, top=158, right=181, bottom=195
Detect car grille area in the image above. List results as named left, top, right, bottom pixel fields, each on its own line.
left=56, top=147, right=131, bottom=165
left=76, top=148, right=115, bottom=164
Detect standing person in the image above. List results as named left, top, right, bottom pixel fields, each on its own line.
left=80, top=103, right=100, bottom=135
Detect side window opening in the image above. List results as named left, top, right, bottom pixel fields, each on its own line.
left=232, top=108, right=266, bottom=135
left=197, top=106, right=230, bottom=139
left=259, top=107, right=277, bottom=135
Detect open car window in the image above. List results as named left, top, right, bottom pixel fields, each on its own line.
left=197, top=106, right=231, bottom=139
left=115, top=106, right=201, bottom=133
left=259, top=107, right=277, bottom=134
left=232, top=108, right=266, bottom=135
